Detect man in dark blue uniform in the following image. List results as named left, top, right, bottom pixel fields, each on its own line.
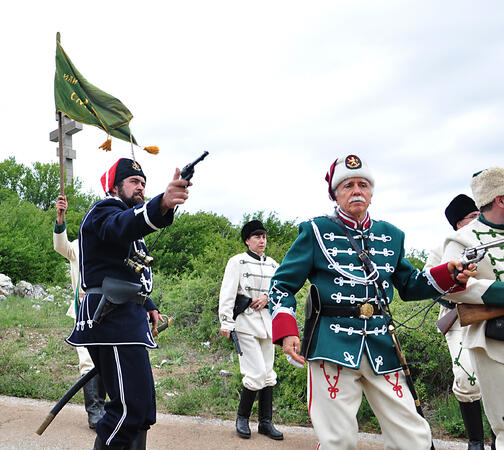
left=66, top=158, right=189, bottom=449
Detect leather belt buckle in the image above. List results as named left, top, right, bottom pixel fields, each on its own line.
left=359, top=303, right=374, bottom=319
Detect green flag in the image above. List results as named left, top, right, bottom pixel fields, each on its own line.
left=54, top=32, right=137, bottom=146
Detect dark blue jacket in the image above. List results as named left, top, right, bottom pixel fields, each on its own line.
left=66, top=193, right=173, bottom=347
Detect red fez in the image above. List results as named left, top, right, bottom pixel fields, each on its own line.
left=101, top=158, right=146, bottom=193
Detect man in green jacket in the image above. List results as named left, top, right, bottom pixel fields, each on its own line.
left=268, top=154, right=475, bottom=449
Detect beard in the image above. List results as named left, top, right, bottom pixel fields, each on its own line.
left=118, top=185, right=144, bottom=208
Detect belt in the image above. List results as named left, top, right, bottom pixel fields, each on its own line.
left=438, top=299, right=456, bottom=310
left=321, top=303, right=383, bottom=319
left=85, top=287, right=103, bottom=295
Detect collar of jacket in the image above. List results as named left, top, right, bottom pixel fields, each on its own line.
left=247, top=249, right=266, bottom=261
left=336, top=206, right=371, bottom=230
left=479, top=214, right=504, bottom=230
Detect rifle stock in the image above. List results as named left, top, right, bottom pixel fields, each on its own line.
left=457, top=304, right=504, bottom=327
left=436, top=308, right=458, bottom=335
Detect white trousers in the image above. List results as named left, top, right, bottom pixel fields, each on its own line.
left=236, top=331, right=277, bottom=391
left=470, top=347, right=504, bottom=449
left=76, top=345, right=95, bottom=375
left=445, top=325, right=481, bottom=402
left=308, top=358, right=432, bottom=450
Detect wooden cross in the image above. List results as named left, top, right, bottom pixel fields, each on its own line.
left=49, top=114, right=82, bottom=186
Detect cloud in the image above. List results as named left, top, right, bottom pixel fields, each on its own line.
left=1, top=0, right=503, bottom=253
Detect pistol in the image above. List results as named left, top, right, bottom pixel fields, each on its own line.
left=454, top=237, right=504, bottom=284
left=180, top=151, right=209, bottom=183
left=230, top=329, right=243, bottom=356
left=460, top=237, right=504, bottom=266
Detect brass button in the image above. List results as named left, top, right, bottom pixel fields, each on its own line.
left=359, top=303, right=374, bottom=319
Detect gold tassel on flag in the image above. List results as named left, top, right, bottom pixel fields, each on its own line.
left=143, top=146, right=159, bottom=155
left=99, top=137, right=112, bottom=151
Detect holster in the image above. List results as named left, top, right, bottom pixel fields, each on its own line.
left=300, top=285, right=321, bottom=358
left=92, top=277, right=145, bottom=324
left=485, top=315, right=504, bottom=341
left=233, top=294, right=252, bottom=320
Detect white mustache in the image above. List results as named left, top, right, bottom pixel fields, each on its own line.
left=349, top=196, right=366, bottom=203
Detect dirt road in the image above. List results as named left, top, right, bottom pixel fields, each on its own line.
left=0, top=395, right=470, bottom=449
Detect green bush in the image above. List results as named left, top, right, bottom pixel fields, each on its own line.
left=0, top=196, right=66, bottom=284
left=390, top=296, right=453, bottom=400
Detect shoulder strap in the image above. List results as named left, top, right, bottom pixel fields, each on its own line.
left=328, top=215, right=390, bottom=307
left=328, top=215, right=378, bottom=274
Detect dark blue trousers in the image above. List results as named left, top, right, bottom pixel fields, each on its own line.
left=88, top=345, right=156, bottom=446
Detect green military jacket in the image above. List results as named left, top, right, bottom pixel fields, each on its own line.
left=269, top=209, right=456, bottom=374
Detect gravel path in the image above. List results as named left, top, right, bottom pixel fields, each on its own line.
left=0, top=395, right=474, bottom=449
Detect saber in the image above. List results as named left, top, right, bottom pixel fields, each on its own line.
left=36, top=315, right=174, bottom=436
left=385, top=309, right=435, bottom=450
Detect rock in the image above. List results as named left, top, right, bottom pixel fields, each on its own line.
left=42, top=294, right=55, bottom=303
left=14, top=281, right=47, bottom=299
left=0, top=274, right=14, bottom=296
left=32, top=285, right=47, bottom=299
left=14, top=281, right=35, bottom=298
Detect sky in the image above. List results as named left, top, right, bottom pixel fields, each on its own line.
left=1, top=1, right=503, bottom=253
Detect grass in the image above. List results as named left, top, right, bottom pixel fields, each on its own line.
left=0, top=292, right=494, bottom=443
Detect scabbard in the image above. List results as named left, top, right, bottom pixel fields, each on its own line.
left=300, top=285, right=321, bottom=358
left=36, top=318, right=173, bottom=436
left=36, top=368, right=97, bottom=435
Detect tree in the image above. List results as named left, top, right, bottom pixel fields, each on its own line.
left=146, top=211, right=239, bottom=277
left=0, top=157, right=27, bottom=197
left=406, top=248, right=429, bottom=270
left=0, top=157, right=99, bottom=212
left=0, top=195, right=67, bottom=284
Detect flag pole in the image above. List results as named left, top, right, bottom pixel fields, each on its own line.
left=57, top=111, right=64, bottom=195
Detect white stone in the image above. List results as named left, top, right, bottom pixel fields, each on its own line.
left=0, top=274, right=14, bottom=296
left=14, top=281, right=35, bottom=298
left=32, top=285, right=47, bottom=299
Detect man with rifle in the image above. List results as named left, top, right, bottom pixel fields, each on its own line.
left=425, top=194, right=487, bottom=450
left=219, top=220, right=283, bottom=440
left=442, top=167, right=504, bottom=449
left=66, top=157, right=190, bottom=449
left=268, top=155, right=476, bottom=449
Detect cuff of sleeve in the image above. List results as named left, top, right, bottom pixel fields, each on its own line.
left=144, top=297, right=158, bottom=311
left=429, top=263, right=466, bottom=294
left=146, top=194, right=174, bottom=229
left=54, top=220, right=66, bottom=234
left=272, top=313, right=299, bottom=345
left=482, top=281, right=504, bottom=306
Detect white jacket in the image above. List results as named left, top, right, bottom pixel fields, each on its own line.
left=219, top=251, right=278, bottom=338
left=442, top=217, right=504, bottom=363
left=53, top=229, right=83, bottom=319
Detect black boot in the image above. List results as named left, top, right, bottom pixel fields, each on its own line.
left=258, top=386, right=284, bottom=440
left=491, top=430, right=496, bottom=450
left=84, top=374, right=106, bottom=429
left=459, top=400, right=484, bottom=450
left=92, top=434, right=124, bottom=449
left=236, top=387, right=257, bottom=439
left=128, top=430, right=147, bottom=450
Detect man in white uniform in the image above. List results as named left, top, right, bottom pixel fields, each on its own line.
left=53, top=195, right=105, bottom=429
left=425, top=194, right=485, bottom=449
left=442, top=167, right=504, bottom=449
left=219, top=220, right=283, bottom=440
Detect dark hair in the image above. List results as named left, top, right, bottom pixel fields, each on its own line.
left=479, top=201, right=494, bottom=213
